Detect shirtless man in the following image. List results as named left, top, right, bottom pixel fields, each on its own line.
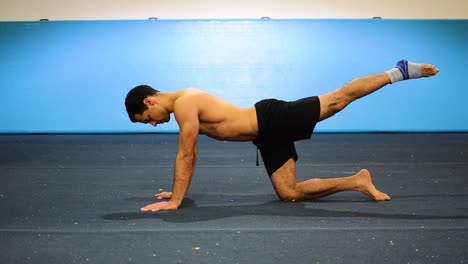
left=125, top=60, right=439, bottom=212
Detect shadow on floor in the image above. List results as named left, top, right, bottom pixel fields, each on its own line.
left=101, top=195, right=468, bottom=223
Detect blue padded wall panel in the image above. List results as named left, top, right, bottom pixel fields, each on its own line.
left=0, top=19, right=466, bottom=133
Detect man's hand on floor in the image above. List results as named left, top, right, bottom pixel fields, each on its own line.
left=155, top=191, right=172, bottom=200
left=141, top=200, right=178, bottom=212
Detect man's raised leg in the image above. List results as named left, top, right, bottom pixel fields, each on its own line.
left=318, top=61, right=439, bottom=121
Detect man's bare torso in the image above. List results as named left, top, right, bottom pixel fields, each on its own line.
left=175, top=88, right=258, bottom=141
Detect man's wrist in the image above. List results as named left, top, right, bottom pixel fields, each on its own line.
left=169, top=199, right=182, bottom=209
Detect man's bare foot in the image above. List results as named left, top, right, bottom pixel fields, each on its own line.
left=354, top=169, right=391, bottom=201
left=421, top=64, right=440, bottom=77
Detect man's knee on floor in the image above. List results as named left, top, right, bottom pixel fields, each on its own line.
left=277, top=190, right=303, bottom=202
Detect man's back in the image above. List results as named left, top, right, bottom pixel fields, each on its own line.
left=176, top=88, right=258, bottom=141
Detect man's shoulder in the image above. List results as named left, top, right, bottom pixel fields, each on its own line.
left=175, top=88, right=204, bottom=103
left=173, top=89, right=205, bottom=115
left=181, top=87, right=204, bottom=94
left=179, top=88, right=221, bottom=104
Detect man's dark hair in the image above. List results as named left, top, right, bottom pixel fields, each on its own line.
left=125, top=85, right=159, bottom=122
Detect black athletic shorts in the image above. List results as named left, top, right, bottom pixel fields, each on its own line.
left=252, top=96, right=321, bottom=176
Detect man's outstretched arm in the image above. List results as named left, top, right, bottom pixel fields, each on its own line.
left=141, top=97, right=199, bottom=212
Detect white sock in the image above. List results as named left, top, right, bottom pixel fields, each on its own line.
left=386, top=68, right=403, bottom=84
left=386, top=60, right=422, bottom=84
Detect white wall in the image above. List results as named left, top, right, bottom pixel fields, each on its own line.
left=0, top=0, right=467, bottom=21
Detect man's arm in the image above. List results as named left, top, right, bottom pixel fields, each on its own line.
left=154, top=140, right=197, bottom=201
left=169, top=106, right=199, bottom=207
left=141, top=96, right=199, bottom=212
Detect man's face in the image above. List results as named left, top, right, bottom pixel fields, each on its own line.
left=134, top=101, right=170, bottom=127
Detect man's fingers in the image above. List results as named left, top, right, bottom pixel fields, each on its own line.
left=154, top=192, right=172, bottom=199
left=141, top=204, right=160, bottom=212
left=141, top=201, right=178, bottom=213
left=141, top=206, right=159, bottom=212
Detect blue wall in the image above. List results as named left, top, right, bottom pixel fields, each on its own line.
left=0, top=19, right=467, bottom=133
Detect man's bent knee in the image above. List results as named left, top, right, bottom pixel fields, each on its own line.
left=277, top=190, right=304, bottom=202
left=270, top=158, right=303, bottom=202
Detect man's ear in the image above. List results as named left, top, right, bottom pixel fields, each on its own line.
left=143, top=97, right=156, bottom=106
